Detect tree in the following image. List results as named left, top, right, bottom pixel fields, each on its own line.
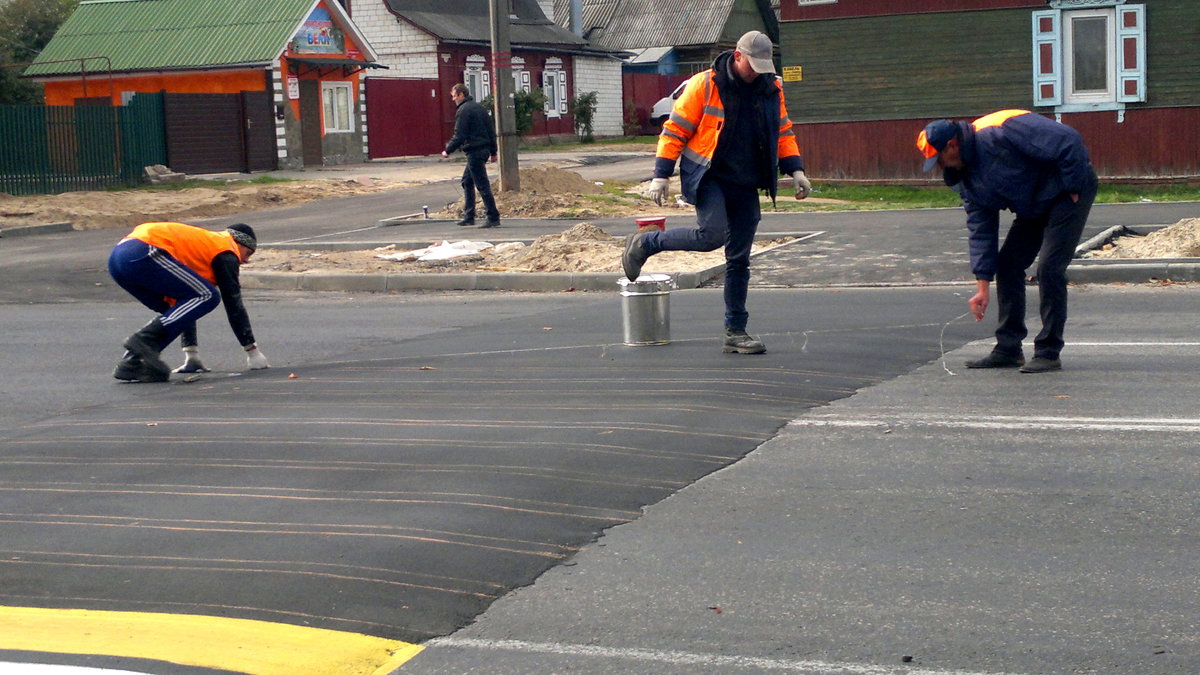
left=0, top=0, right=79, bottom=104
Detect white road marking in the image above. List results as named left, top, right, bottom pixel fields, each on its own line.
left=427, top=637, right=1018, bottom=675
left=790, top=415, right=1200, bottom=433
left=0, top=664, right=148, bottom=675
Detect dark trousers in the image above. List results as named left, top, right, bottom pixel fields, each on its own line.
left=461, top=149, right=499, bottom=222
left=108, top=239, right=220, bottom=348
left=994, top=172, right=1097, bottom=360
left=641, top=177, right=760, bottom=331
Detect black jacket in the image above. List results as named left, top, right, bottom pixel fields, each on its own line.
left=445, top=97, right=497, bottom=156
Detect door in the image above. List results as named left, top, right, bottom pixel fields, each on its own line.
left=241, top=91, right=276, bottom=172
left=365, top=78, right=442, bottom=158
left=163, top=93, right=242, bottom=174
left=299, top=79, right=323, bottom=167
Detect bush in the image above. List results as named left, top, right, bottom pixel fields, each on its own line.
left=482, top=88, right=548, bottom=137
left=570, top=91, right=598, bottom=142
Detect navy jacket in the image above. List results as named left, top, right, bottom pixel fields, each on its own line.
left=943, top=111, right=1093, bottom=280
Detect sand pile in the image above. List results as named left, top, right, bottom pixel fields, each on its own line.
left=1086, top=218, right=1200, bottom=258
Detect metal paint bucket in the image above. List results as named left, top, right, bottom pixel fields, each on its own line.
left=619, top=273, right=673, bottom=346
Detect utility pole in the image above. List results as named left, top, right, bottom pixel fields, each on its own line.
left=489, top=0, right=520, bottom=192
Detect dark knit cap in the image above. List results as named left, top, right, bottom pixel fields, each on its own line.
left=226, top=223, right=257, bottom=251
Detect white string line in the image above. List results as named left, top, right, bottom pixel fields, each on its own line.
left=427, top=637, right=1019, bottom=675
left=939, top=311, right=972, bottom=376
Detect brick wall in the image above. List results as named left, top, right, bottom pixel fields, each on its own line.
left=353, top=3, right=439, bottom=79
left=573, top=56, right=623, bottom=137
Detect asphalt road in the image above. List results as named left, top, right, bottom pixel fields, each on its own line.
left=2, top=177, right=1199, bottom=675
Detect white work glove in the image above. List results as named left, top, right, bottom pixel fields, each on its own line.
left=648, top=177, right=670, bottom=206
left=172, top=346, right=211, bottom=374
left=792, top=171, right=812, bottom=200
left=244, top=343, right=270, bottom=370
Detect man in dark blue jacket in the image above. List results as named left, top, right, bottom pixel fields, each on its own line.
left=442, top=83, right=500, bottom=228
left=918, top=110, right=1097, bottom=373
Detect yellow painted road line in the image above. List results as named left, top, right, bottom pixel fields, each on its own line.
left=0, top=607, right=422, bottom=675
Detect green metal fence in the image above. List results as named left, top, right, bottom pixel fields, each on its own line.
left=0, top=93, right=166, bottom=196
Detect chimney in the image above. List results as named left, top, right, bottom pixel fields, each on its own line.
left=570, top=0, right=583, bottom=37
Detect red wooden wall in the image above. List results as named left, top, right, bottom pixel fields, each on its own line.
left=794, top=108, right=1200, bottom=180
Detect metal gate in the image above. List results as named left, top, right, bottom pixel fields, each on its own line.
left=365, top=78, right=443, bottom=158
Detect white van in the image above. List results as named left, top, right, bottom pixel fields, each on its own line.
left=650, top=81, right=687, bottom=125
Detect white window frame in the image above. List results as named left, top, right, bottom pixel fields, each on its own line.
left=1063, top=8, right=1115, bottom=105
left=541, top=59, right=568, bottom=119
left=1031, top=3, right=1145, bottom=113
left=511, top=56, right=531, bottom=94
left=464, top=55, right=491, bottom=101
left=321, top=81, right=354, bottom=133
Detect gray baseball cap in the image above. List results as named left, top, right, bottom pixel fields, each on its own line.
left=736, top=31, right=775, bottom=74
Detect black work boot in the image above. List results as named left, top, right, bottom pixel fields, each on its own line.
left=112, top=351, right=144, bottom=381
left=122, top=319, right=172, bottom=381
left=113, top=351, right=170, bottom=383
left=622, top=233, right=649, bottom=281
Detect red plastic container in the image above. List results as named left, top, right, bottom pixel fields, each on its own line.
left=635, top=217, right=666, bottom=232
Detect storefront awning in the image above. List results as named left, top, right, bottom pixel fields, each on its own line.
left=287, top=57, right=388, bottom=77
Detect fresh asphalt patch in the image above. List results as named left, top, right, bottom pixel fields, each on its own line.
left=0, top=288, right=987, bottom=646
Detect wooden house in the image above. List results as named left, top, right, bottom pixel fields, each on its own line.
left=552, top=0, right=779, bottom=132
left=779, top=0, right=1200, bottom=179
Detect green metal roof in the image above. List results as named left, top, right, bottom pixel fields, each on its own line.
left=25, top=0, right=333, bottom=76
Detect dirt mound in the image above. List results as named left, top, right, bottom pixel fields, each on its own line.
left=520, top=166, right=604, bottom=195
left=487, top=222, right=619, bottom=273
left=433, top=166, right=623, bottom=220
left=0, top=178, right=412, bottom=231
left=248, top=222, right=795, bottom=276
left=1086, top=218, right=1200, bottom=258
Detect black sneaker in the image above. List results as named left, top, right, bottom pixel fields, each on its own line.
left=723, top=330, right=766, bottom=354
left=964, top=351, right=1025, bottom=368
left=1019, top=356, right=1062, bottom=373
left=479, top=219, right=501, bottom=229
left=622, top=233, right=649, bottom=281
left=455, top=218, right=475, bottom=227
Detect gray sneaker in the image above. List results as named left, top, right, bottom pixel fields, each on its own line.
left=723, top=329, right=766, bottom=354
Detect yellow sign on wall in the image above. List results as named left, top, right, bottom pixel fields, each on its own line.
left=782, top=66, right=803, bottom=82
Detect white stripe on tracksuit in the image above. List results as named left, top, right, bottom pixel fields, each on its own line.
left=148, top=246, right=215, bottom=327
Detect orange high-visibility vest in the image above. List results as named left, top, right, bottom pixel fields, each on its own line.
left=972, top=109, right=1030, bottom=131
left=126, top=222, right=239, bottom=284
left=657, top=70, right=801, bottom=175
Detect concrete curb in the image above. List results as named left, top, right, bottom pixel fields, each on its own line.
left=0, top=222, right=73, bottom=238
left=1070, top=224, right=1200, bottom=283
left=243, top=266, right=727, bottom=293
left=243, top=234, right=809, bottom=293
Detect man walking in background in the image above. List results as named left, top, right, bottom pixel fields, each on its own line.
left=443, top=83, right=500, bottom=229
left=918, top=109, right=1097, bottom=373
left=622, top=30, right=810, bottom=354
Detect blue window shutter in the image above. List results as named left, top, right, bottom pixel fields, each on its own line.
left=1031, top=9, right=1062, bottom=107
left=1116, top=4, right=1146, bottom=103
